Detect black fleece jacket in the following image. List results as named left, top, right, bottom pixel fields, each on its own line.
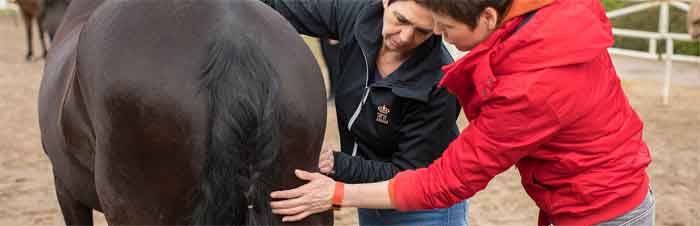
left=262, top=0, right=460, bottom=183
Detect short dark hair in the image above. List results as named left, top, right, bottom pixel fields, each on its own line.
left=387, top=0, right=411, bottom=5
left=414, top=0, right=512, bottom=28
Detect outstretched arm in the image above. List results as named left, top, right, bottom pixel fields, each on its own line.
left=260, top=0, right=364, bottom=40
left=270, top=170, right=393, bottom=222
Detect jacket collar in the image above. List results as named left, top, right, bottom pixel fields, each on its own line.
left=502, top=0, right=554, bottom=23
left=353, top=1, right=453, bottom=102
left=438, top=0, right=554, bottom=95
left=438, top=16, right=526, bottom=101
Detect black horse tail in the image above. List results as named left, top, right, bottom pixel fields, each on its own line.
left=191, top=33, right=281, bottom=226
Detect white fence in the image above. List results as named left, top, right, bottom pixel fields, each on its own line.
left=606, top=0, right=699, bottom=104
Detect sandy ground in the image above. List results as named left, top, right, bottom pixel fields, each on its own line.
left=1, top=12, right=699, bottom=226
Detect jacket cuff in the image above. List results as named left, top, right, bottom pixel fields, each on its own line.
left=390, top=170, right=424, bottom=211
left=330, top=151, right=350, bottom=181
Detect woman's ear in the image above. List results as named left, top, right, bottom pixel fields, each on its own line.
left=383, top=0, right=390, bottom=8
left=482, top=7, right=500, bottom=30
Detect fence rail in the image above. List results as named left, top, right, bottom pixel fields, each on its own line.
left=606, top=0, right=699, bottom=104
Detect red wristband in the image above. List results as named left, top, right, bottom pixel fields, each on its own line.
left=331, top=181, right=344, bottom=210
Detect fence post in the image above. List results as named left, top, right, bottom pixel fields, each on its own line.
left=660, top=1, right=673, bottom=105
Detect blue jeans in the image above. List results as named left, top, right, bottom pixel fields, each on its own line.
left=594, top=187, right=655, bottom=226
left=358, top=200, right=468, bottom=226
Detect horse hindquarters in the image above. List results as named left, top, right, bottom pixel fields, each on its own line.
left=73, top=1, right=330, bottom=225
left=74, top=1, right=229, bottom=224
left=38, top=24, right=100, bottom=225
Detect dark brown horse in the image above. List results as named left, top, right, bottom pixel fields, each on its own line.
left=13, top=0, right=48, bottom=60
left=40, top=0, right=69, bottom=40
left=38, top=0, right=331, bottom=225
left=12, top=0, right=67, bottom=61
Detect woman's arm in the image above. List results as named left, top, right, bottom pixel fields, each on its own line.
left=270, top=170, right=393, bottom=222
left=260, top=0, right=364, bottom=39
left=270, top=82, right=563, bottom=220
left=390, top=86, right=562, bottom=210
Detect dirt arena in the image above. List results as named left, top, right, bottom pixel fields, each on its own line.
left=1, top=12, right=699, bottom=226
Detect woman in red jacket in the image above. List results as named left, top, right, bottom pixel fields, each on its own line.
left=269, top=0, right=655, bottom=225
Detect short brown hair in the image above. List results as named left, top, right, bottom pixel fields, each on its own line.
left=414, top=0, right=512, bottom=28
left=387, top=0, right=411, bottom=5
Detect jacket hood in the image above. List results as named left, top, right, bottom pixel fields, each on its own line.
left=440, top=0, right=614, bottom=93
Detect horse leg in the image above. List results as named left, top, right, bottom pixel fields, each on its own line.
left=37, top=14, right=48, bottom=58
left=21, top=12, right=33, bottom=61
left=54, top=176, right=94, bottom=226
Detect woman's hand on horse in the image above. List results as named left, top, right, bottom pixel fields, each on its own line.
left=270, top=169, right=335, bottom=222
left=319, top=144, right=336, bottom=175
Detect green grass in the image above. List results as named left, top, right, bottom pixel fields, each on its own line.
left=0, top=8, right=17, bottom=16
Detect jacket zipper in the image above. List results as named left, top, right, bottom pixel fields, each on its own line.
left=347, top=47, right=371, bottom=157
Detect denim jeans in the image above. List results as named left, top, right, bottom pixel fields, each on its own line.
left=595, top=187, right=655, bottom=226
left=357, top=200, right=468, bottom=226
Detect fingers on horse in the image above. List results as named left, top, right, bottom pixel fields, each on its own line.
left=272, top=204, right=308, bottom=215
left=294, top=169, right=320, bottom=181
left=270, top=192, right=309, bottom=209
left=270, top=185, right=306, bottom=199
left=283, top=211, right=314, bottom=222
left=318, top=159, right=331, bottom=168
left=319, top=148, right=329, bottom=159
left=319, top=165, right=332, bottom=174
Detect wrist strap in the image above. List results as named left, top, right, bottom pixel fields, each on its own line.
left=331, top=181, right=344, bottom=210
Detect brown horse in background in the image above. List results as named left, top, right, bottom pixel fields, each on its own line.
left=38, top=0, right=331, bottom=225
left=40, top=0, right=69, bottom=40
left=12, top=0, right=68, bottom=61
left=12, top=0, right=48, bottom=60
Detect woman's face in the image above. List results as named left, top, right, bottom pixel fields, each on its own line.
left=381, top=0, right=435, bottom=52
left=432, top=7, right=499, bottom=51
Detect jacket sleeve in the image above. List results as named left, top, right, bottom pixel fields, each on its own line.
left=331, top=87, right=461, bottom=184
left=390, top=89, right=561, bottom=210
left=260, top=0, right=363, bottom=39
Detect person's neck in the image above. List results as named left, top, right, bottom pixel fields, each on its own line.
left=376, top=43, right=411, bottom=77
left=379, top=43, right=412, bottom=62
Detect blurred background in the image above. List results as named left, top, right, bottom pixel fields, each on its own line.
left=0, top=1, right=698, bottom=225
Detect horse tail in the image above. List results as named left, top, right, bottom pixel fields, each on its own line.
left=191, top=33, right=281, bottom=226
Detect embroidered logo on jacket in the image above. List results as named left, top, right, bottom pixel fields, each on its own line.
left=376, top=104, right=390, bottom=125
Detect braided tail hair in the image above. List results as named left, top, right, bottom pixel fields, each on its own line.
left=191, top=33, right=281, bottom=226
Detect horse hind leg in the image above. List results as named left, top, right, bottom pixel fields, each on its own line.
left=37, top=15, right=48, bottom=58
left=21, top=12, right=34, bottom=61
left=54, top=176, right=93, bottom=226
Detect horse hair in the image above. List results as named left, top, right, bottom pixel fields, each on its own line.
left=191, top=32, right=281, bottom=226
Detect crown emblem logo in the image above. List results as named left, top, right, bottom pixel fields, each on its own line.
left=378, top=104, right=390, bottom=114
left=376, top=104, right=390, bottom=125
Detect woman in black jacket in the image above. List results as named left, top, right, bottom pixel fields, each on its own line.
left=262, top=0, right=468, bottom=225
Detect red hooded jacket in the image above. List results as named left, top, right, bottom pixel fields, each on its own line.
left=389, top=0, right=652, bottom=225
